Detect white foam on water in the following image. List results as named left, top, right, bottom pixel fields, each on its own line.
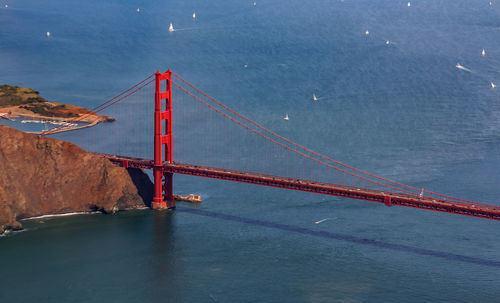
left=21, top=211, right=99, bottom=221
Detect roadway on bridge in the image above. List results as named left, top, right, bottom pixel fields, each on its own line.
left=100, top=154, right=500, bottom=221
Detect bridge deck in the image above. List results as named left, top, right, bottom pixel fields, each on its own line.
left=99, top=154, right=500, bottom=221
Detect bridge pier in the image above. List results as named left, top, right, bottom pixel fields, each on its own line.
left=151, top=167, right=166, bottom=209
left=164, top=172, right=175, bottom=208
left=152, top=70, right=175, bottom=209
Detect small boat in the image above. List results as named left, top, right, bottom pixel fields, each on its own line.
left=456, top=63, right=462, bottom=69
left=173, top=194, right=202, bottom=203
left=46, top=31, right=50, bottom=37
left=169, top=23, right=175, bottom=32
left=192, top=12, right=196, bottom=19
left=482, top=48, right=486, bottom=57
left=0, top=112, right=14, bottom=121
left=491, top=82, right=496, bottom=88
left=253, top=2, right=257, bottom=6
left=284, top=113, right=289, bottom=121
left=313, top=94, right=318, bottom=101
left=407, top=2, right=411, bottom=7
left=365, top=30, right=369, bottom=35
left=385, top=40, right=390, bottom=45
left=137, top=8, right=140, bottom=13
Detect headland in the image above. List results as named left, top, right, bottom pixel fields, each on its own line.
left=0, top=125, right=153, bottom=235
left=0, top=84, right=114, bottom=133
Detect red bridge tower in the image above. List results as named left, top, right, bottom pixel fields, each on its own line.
left=152, top=70, right=175, bottom=209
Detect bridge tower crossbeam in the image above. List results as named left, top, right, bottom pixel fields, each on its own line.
left=152, top=70, right=175, bottom=209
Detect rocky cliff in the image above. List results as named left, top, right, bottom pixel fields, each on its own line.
left=0, top=125, right=153, bottom=234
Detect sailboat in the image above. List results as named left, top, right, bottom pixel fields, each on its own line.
left=491, top=82, right=496, bottom=88
left=365, top=30, right=369, bottom=35
left=407, top=2, right=411, bottom=7
left=192, top=12, right=196, bottom=19
left=169, top=23, right=175, bottom=32
left=312, top=94, right=318, bottom=101
left=284, top=113, right=289, bottom=121
left=482, top=48, right=486, bottom=57
left=46, top=31, right=51, bottom=37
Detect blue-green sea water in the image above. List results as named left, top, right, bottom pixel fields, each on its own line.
left=1, top=0, right=500, bottom=301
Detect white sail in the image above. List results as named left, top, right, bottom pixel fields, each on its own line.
left=313, top=94, right=318, bottom=101
left=192, top=12, right=196, bottom=19
left=491, top=82, right=496, bottom=88
left=284, top=113, right=289, bottom=121
left=169, top=23, right=175, bottom=32
left=482, top=48, right=486, bottom=57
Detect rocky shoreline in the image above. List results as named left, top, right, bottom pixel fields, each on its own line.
left=0, top=125, right=153, bottom=235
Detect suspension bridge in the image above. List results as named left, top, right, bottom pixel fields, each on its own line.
left=43, top=70, right=500, bottom=221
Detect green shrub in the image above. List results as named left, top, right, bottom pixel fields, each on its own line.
left=20, top=103, right=78, bottom=118
left=0, top=85, right=47, bottom=106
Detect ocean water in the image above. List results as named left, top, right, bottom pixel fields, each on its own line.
left=1, top=0, right=500, bottom=302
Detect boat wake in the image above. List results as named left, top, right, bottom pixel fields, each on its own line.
left=310, top=93, right=336, bottom=102
left=456, top=63, right=472, bottom=72
left=315, top=217, right=337, bottom=224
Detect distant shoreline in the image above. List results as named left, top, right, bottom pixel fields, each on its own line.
left=3, top=109, right=112, bottom=123
left=2, top=108, right=114, bottom=135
